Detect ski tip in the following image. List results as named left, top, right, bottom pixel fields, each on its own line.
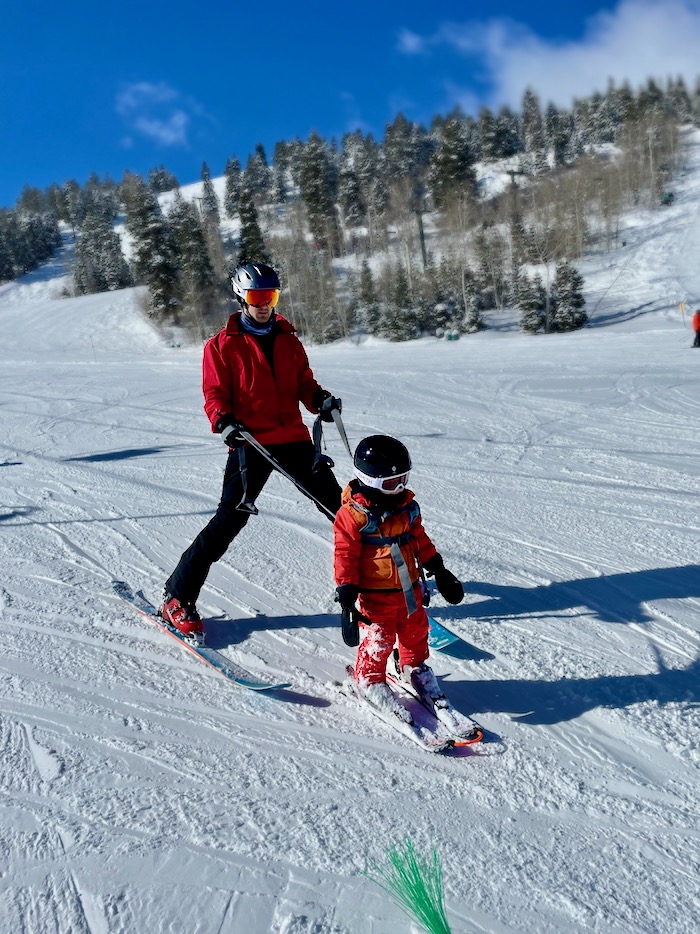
left=451, top=728, right=485, bottom=747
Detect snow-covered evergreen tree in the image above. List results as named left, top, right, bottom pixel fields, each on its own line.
left=200, top=162, right=220, bottom=226
left=380, top=263, right=420, bottom=340
left=244, top=144, right=273, bottom=203
left=236, top=187, right=270, bottom=265
left=170, top=193, right=224, bottom=336
left=271, top=142, right=289, bottom=203
left=224, top=156, right=242, bottom=219
left=428, top=112, right=477, bottom=210
left=148, top=166, right=179, bottom=193
left=517, top=271, right=547, bottom=333
left=122, top=172, right=179, bottom=321
left=355, top=258, right=380, bottom=334
left=521, top=88, right=547, bottom=173
left=299, top=132, right=340, bottom=255
left=74, top=209, right=132, bottom=294
left=545, top=103, right=572, bottom=166
left=477, top=107, right=497, bottom=160
left=551, top=259, right=587, bottom=331
left=338, top=158, right=365, bottom=230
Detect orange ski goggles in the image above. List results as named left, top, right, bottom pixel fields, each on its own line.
left=246, top=288, right=280, bottom=308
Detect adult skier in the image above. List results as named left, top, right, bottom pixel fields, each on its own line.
left=161, top=261, right=342, bottom=639
left=333, top=435, right=464, bottom=719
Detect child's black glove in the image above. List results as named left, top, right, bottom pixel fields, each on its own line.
left=335, top=584, right=360, bottom=646
left=335, top=583, right=359, bottom=610
left=424, top=554, right=464, bottom=605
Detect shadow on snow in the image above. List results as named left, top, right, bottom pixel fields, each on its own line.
left=448, top=648, right=699, bottom=726
left=439, top=564, right=700, bottom=626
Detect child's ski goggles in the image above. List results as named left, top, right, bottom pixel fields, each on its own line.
left=246, top=288, right=280, bottom=308
left=355, top=468, right=409, bottom=494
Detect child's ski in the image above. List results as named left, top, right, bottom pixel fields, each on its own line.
left=338, top=666, right=454, bottom=754
left=112, top=580, right=291, bottom=692
left=387, top=670, right=484, bottom=746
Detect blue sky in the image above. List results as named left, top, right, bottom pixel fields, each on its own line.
left=4, top=0, right=700, bottom=208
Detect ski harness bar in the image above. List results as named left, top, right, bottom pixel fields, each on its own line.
left=239, top=430, right=337, bottom=521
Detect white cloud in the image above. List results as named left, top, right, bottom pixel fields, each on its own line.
left=397, top=29, right=427, bottom=55
left=400, top=1, right=700, bottom=110
left=116, top=81, right=195, bottom=148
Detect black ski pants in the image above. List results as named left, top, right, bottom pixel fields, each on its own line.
left=165, top=441, right=341, bottom=604
left=694, top=331, right=700, bottom=347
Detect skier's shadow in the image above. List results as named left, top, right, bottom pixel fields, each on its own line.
left=438, top=564, right=700, bottom=627
left=442, top=648, right=699, bottom=726
left=204, top=611, right=340, bottom=649
left=431, top=563, right=700, bottom=726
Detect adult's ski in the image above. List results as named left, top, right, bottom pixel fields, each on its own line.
left=338, top=666, right=454, bottom=754
left=112, top=580, right=291, bottom=692
left=428, top=615, right=461, bottom=650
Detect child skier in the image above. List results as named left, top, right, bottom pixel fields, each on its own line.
left=333, top=434, right=464, bottom=718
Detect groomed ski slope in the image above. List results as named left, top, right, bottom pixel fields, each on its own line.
left=0, top=132, right=699, bottom=934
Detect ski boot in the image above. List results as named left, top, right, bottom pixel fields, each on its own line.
left=159, top=593, right=204, bottom=646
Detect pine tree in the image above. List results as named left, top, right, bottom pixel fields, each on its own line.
left=299, top=132, right=340, bottom=255
left=477, top=107, right=497, bottom=160
left=244, top=144, right=273, bottom=203
left=170, top=193, right=223, bottom=336
left=236, top=187, right=270, bottom=265
left=462, top=266, right=484, bottom=332
left=148, top=166, right=179, bottom=193
left=428, top=112, right=477, bottom=210
left=122, top=172, right=179, bottom=321
left=74, top=209, right=132, bottom=294
left=224, top=156, right=242, bottom=219
left=338, top=159, right=365, bottom=229
left=493, top=106, right=522, bottom=159
left=516, top=272, right=547, bottom=333
left=380, top=263, right=420, bottom=341
left=545, top=103, right=572, bottom=166
left=551, top=259, right=587, bottom=331
left=355, top=259, right=380, bottom=334
left=200, top=162, right=220, bottom=226
left=0, top=230, right=12, bottom=281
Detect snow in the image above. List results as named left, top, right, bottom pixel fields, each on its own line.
left=1, top=131, right=699, bottom=934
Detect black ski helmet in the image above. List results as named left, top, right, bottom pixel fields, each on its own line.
left=353, top=435, right=411, bottom=495
left=230, top=262, right=280, bottom=305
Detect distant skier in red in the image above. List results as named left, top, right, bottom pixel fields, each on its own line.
left=333, top=434, right=464, bottom=719
left=692, top=309, right=700, bottom=347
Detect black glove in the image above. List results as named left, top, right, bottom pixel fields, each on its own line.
left=424, top=554, right=464, bottom=605
left=313, top=389, right=342, bottom=422
left=215, top=415, right=247, bottom=448
left=335, top=583, right=359, bottom=610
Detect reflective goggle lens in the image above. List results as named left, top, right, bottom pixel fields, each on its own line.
left=246, top=288, right=280, bottom=308
left=354, top=467, right=410, bottom=494
left=381, top=473, right=409, bottom=492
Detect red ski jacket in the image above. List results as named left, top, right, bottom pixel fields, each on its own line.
left=202, top=312, right=325, bottom=446
left=693, top=311, right=700, bottom=332
left=334, top=484, right=438, bottom=591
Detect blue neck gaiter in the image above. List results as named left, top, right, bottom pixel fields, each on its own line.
left=240, top=310, right=276, bottom=336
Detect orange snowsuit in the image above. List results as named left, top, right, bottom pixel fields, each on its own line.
left=333, top=482, right=438, bottom=684
left=693, top=311, right=700, bottom=332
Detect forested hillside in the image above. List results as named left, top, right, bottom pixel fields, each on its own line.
left=2, top=76, right=693, bottom=342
